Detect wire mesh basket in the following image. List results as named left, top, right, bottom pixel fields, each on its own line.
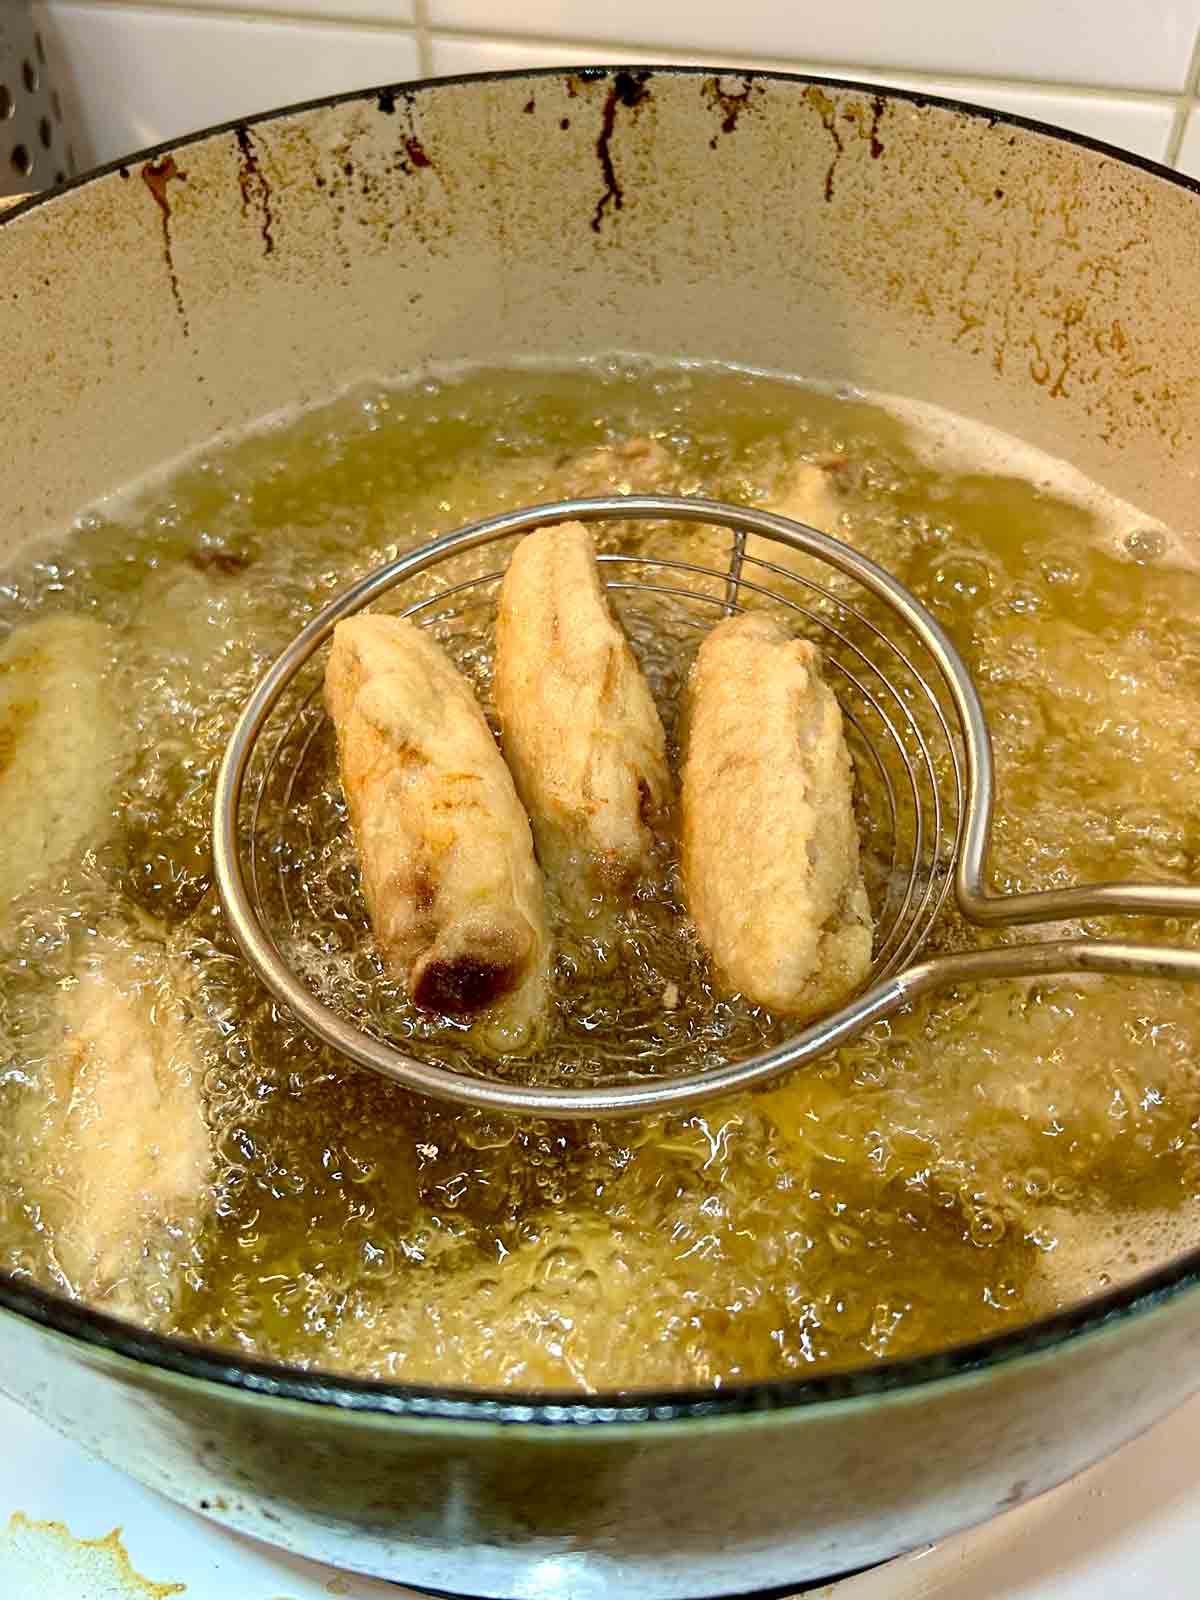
left=213, top=495, right=1200, bottom=1119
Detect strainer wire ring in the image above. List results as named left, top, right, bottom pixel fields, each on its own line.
left=212, top=495, right=984, bottom=1117
left=263, top=683, right=326, bottom=932
left=212, top=495, right=1200, bottom=1120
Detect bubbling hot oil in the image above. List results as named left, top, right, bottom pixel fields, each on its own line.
left=0, top=359, right=1198, bottom=1390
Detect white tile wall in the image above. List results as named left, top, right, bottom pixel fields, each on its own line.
left=1176, top=106, right=1200, bottom=173
left=428, top=36, right=1179, bottom=161
left=20, top=0, right=1200, bottom=174
left=430, top=0, right=1200, bottom=93
left=32, top=4, right=419, bottom=163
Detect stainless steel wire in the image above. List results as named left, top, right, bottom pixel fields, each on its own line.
left=212, top=495, right=1200, bottom=1119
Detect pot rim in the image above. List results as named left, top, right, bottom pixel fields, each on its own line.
left=3, top=63, right=1199, bottom=1427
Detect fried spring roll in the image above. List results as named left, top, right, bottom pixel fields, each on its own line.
left=0, top=615, right=130, bottom=914
left=25, top=935, right=212, bottom=1314
left=324, top=615, right=549, bottom=1043
left=494, top=522, right=672, bottom=915
left=681, top=612, right=873, bottom=1018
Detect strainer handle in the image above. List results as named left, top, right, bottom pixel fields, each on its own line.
left=896, top=937, right=1200, bottom=1002
left=951, top=666, right=1200, bottom=928
left=957, top=877, right=1200, bottom=927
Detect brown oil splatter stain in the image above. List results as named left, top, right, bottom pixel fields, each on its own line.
left=867, top=93, right=887, bottom=158
left=840, top=93, right=888, bottom=163
left=1027, top=330, right=1051, bottom=387
left=702, top=74, right=760, bottom=148
left=404, top=135, right=431, bottom=170
left=2, top=1513, right=185, bottom=1597
left=592, top=70, right=651, bottom=232
left=803, top=86, right=844, bottom=202
left=140, top=155, right=188, bottom=333
left=1046, top=297, right=1086, bottom=398
left=1096, top=316, right=1128, bottom=357
left=953, top=300, right=985, bottom=345
left=234, top=126, right=275, bottom=256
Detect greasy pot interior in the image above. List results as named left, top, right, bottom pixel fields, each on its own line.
left=5, top=68, right=1200, bottom=545
left=2, top=68, right=1200, bottom=1418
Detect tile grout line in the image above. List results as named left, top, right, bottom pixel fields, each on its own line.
left=1163, top=23, right=1200, bottom=166
left=410, top=0, right=432, bottom=78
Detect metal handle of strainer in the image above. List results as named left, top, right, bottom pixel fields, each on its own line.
left=212, top=496, right=1200, bottom=1118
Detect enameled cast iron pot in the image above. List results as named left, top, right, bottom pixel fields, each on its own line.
left=1, top=66, right=1199, bottom=1599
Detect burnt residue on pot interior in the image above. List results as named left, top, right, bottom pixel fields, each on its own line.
left=803, top=85, right=845, bottom=202
left=591, top=70, right=652, bottom=233
left=701, top=74, right=762, bottom=148
left=867, top=93, right=888, bottom=159
left=839, top=91, right=889, bottom=162
left=234, top=126, right=275, bottom=257
left=140, top=155, right=189, bottom=334
left=802, top=87, right=889, bottom=201
left=389, top=134, right=434, bottom=180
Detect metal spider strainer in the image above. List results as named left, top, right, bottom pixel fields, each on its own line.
left=212, top=496, right=1200, bottom=1119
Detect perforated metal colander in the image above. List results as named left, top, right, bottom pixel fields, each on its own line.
left=0, top=3, right=79, bottom=197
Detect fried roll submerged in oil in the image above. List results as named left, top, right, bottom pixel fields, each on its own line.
left=494, top=521, right=671, bottom=918
left=324, top=614, right=549, bottom=1047
left=18, top=933, right=212, bottom=1316
left=681, top=612, right=873, bottom=1019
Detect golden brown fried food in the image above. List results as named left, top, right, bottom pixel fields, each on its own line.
left=494, top=521, right=672, bottom=916
left=23, top=934, right=211, bottom=1314
left=0, top=615, right=130, bottom=913
left=768, top=460, right=844, bottom=533
left=681, top=612, right=873, bottom=1017
left=325, top=614, right=549, bottom=1045
left=738, top=460, right=847, bottom=593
